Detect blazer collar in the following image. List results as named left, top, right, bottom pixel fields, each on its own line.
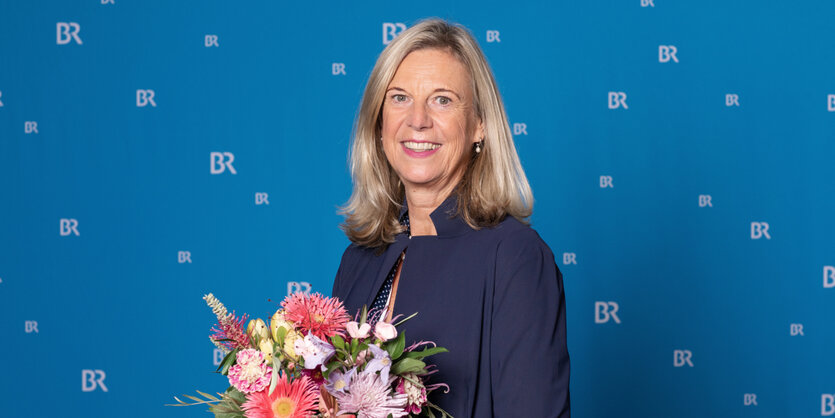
left=398, top=191, right=472, bottom=238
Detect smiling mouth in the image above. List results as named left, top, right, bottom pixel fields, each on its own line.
left=402, top=141, right=441, bottom=151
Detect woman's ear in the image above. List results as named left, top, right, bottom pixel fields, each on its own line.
left=473, top=118, right=485, bottom=144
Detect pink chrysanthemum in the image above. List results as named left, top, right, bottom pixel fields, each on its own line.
left=228, top=349, right=273, bottom=394
left=281, top=292, right=350, bottom=340
left=332, top=372, right=409, bottom=418
left=242, top=373, right=318, bottom=418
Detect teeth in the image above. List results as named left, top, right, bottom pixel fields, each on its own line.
left=403, top=141, right=441, bottom=151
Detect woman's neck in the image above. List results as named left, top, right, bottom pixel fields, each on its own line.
left=403, top=181, right=458, bottom=236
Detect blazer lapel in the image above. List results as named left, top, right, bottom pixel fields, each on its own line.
left=364, top=237, right=409, bottom=309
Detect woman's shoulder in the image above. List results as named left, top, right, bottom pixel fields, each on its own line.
left=338, top=241, right=377, bottom=264
left=490, top=216, right=551, bottom=247
left=484, top=216, right=556, bottom=267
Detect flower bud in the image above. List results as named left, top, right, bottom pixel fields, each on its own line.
left=259, top=338, right=274, bottom=363
left=247, top=318, right=269, bottom=342
left=374, top=321, right=397, bottom=342
left=346, top=321, right=371, bottom=339
left=283, top=330, right=300, bottom=361
left=270, top=310, right=295, bottom=342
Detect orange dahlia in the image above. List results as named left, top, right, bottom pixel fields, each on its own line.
left=242, top=374, right=318, bottom=418
left=281, top=292, right=350, bottom=340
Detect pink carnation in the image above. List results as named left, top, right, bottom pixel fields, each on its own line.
left=228, top=349, right=272, bottom=394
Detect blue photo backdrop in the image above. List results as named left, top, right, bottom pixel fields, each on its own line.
left=1, top=1, right=834, bottom=417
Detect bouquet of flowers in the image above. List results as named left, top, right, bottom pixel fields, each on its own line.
left=168, top=292, right=452, bottom=418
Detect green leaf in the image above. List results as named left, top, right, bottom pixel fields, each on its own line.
left=268, top=357, right=280, bottom=395
left=225, top=387, right=246, bottom=404
left=324, top=360, right=342, bottom=379
left=183, top=394, right=203, bottom=403
left=331, top=334, right=345, bottom=351
left=195, top=390, right=219, bottom=401
left=360, top=305, right=368, bottom=324
left=404, top=346, right=449, bottom=360
left=216, top=348, right=238, bottom=373
left=385, top=331, right=406, bottom=360
left=393, top=311, right=418, bottom=327
left=391, top=357, right=426, bottom=375
left=276, top=326, right=287, bottom=346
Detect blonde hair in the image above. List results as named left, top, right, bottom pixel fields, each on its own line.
left=340, top=18, right=533, bottom=248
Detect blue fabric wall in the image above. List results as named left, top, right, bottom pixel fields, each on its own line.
left=1, top=1, right=834, bottom=417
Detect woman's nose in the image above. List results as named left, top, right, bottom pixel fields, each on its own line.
left=407, top=102, right=432, bottom=131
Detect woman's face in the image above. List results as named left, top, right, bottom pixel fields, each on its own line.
left=381, top=48, right=483, bottom=196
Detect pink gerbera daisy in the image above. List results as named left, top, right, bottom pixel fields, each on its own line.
left=242, top=374, right=318, bottom=418
left=281, top=292, right=350, bottom=340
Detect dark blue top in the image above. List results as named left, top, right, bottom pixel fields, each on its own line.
left=332, top=193, right=570, bottom=417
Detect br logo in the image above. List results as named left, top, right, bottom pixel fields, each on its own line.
left=332, top=63, right=346, bottom=75
left=25, top=321, right=39, bottom=333
left=25, top=121, right=38, bottom=134
left=177, top=251, right=192, bottom=264
left=56, top=22, right=82, bottom=45
left=790, top=323, right=804, bottom=336
left=640, top=0, right=655, bottom=6
left=823, top=394, right=835, bottom=416
left=210, top=152, right=236, bottom=174
left=60, top=218, right=80, bottom=236
left=562, top=252, right=576, bottom=265
left=213, top=348, right=225, bottom=366
left=726, top=94, right=740, bottom=107
left=608, top=92, right=628, bottom=109
left=750, top=222, right=770, bottom=240
left=824, top=266, right=835, bottom=288
left=81, top=369, right=108, bottom=392
left=486, top=30, right=500, bottom=43
left=828, top=94, right=835, bottom=112
left=698, top=194, right=713, bottom=207
left=673, top=349, right=694, bottom=367
left=743, top=393, right=757, bottom=406
left=255, top=193, right=270, bottom=205
left=382, top=23, right=406, bottom=45
left=599, top=175, right=613, bottom=188
left=136, top=89, right=156, bottom=107
left=204, top=35, right=219, bottom=47
left=287, top=281, right=312, bottom=296
left=658, top=45, right=679, bottom=63
left=512, top=123, right=527, bottom=135
left=594, top=301, right=620, bottom=324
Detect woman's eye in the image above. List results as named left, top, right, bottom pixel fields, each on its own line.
left=392, top=94, right=407, bottom=103
left=435, top=96, right=452, bottom=105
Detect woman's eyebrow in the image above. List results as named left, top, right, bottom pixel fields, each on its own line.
left=385, top=86, right=461, bottom=99
left=432, top=88, right=461, bottom=99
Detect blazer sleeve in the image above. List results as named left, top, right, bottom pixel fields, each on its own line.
left=331, top=244, right=353, bottom=298
left=491, top=228, right=570, bottom=417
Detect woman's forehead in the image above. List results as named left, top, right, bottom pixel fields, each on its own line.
left=388, top=49, right=472, bottom=94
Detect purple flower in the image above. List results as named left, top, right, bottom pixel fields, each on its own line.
left=293, top=332, right=335, bottom=370
left=363, top=344, right=392, bottom=382
left=325, top=367, right=356, bottom=394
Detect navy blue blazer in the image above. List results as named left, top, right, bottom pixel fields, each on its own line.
left=332, top=194, right=570, bottom=417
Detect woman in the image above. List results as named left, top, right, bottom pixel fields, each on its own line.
left=332, top=18, right=570, bottom=417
